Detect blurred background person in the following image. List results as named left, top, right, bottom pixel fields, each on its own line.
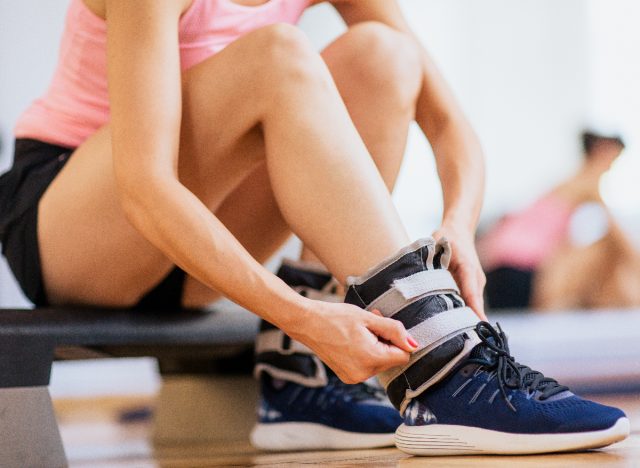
left=478, top=130, right=640, bottom=310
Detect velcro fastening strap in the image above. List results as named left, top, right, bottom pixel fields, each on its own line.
left=254, top=328, right=328, bottom=387
left=366, top=269, right=460, bottom=317
left=254, top=329, right=314, bottom=356
left=394, top=269, right=459, bottom=299
left=378, top=307, right=479, bottom=389
left=407, top=306, right=478, bottom=351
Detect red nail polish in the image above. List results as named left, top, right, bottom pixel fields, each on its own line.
left=407, top=336, right=419, bottom=348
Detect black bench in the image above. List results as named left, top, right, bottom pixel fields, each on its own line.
left=2, top=305, right=639, bottom=467
left=0, top=304, right=259, bottom=467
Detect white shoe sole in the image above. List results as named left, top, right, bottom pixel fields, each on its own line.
left=395, top=417, right=630, bottom=455
left=250, top=422, right=395, bottom=451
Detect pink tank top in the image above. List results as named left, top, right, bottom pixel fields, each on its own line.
left=14, top=0, right=310, bottom=149
left=478, top=194, right=574, bottom=271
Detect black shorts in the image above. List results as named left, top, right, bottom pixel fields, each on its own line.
left=0, top=138, right=186, bottom=310
left=484, top=266, right=534, bottom=310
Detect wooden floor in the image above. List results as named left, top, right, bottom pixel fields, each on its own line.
left=56, top=393, right=640, bottom=467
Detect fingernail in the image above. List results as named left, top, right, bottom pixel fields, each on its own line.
left=407, top=336, right=419, bottom=348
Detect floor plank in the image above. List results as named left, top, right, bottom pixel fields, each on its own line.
left=57, top=393, right=640, bottom=467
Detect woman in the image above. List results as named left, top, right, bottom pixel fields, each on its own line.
left=478, top=131, right=638, bottom=310
left=0, top=0, right=627, bottom=455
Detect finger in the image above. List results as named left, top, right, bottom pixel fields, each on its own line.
left=371, top=309, right=383, bottom=317
left=468, top=293, right=487, bottom=321
left=456, top=267, right=487, bottom=321
left=461, top=283, right=485, bottom=320
left=367, top=315, right=418, bottom=352
left=475, top=272, right=488, bottom=320
left=373, top=343, right=411, bottom=371
left=467, top=271, right=487, bottom=320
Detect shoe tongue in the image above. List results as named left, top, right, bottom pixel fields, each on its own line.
left=470, top=338, right=497, bottom=362
left=470, top=340, right=566, bottom=395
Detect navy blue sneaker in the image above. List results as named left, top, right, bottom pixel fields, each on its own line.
left=251, top=259, right=402, bottom=450
left=395, top=322, right=630, bottom=455
left=251, top=372, right=402, bottom=450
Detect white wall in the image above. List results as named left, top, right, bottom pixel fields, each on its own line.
left=0, top=2, right=68, bottom=171
left=0, top=1, right=69, bottom=306
left=301, top=0, right=590, bottom=234
left=1, top=1, right=592, bottom=305
left=589, top=0, right=640, bottom=245
left=409, top=1, right=589, bottom=221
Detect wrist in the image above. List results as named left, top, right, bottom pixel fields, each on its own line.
left=439, top=216, right=476, bottom=240
left=276, top=295, right=316, bottom=338
left=256, top=277, right=316, bottom=338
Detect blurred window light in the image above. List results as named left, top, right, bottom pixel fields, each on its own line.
left=569, top=202, right=610, bottom=248
left=600, top=153, right=640, bottom=218
left=588, top=0, right=640, bottom=220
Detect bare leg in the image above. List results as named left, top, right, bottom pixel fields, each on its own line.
left=182, top=23, right=423, bottom=307
left=38, top=24, right=408, bottom=307
left=182, top=164, right=291, bottom=308
left=300, top=22, right=422, bottom=265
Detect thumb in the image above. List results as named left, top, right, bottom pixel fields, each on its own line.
left=367, top=313, right=418, bottom=353
left=374, top=343, right=412, bottom=372
left=469, top=295, right=487, bottom=321
left=456, top=268, right=488, bottom=321
left=461, top=282, right=487, bottom=321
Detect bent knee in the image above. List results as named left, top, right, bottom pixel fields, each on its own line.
left=257, top=23, right=331, bottom=90
left=259, top=23, right=313, bottom=57
left=331, top=21, right=423, bottom=105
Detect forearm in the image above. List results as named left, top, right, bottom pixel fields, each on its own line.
left=414, top=57, right=485, bottom=235
left=119, top=176, right=306, bottom=329
left=426, top=118, right=485, bottom=233
left=329, top=0, right=485, bottom=232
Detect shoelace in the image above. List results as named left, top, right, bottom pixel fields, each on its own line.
left=469, top=322, right=569, bottom=411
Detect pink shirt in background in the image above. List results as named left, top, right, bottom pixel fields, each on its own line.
left=14, top=0, right=310, bottom=149
left=478, top=194, right=574, bottom=271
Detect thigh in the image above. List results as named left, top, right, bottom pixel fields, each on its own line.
left=38, top=126, right=161, bottom=307
left=182, top=163, right=292, bottom=309
left=38, top=27, right=285, bottom=308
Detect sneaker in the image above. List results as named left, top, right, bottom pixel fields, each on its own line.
left=343, top=237, right=630, bottom=456
left=395, top=321, right=630, bottom=455
left=251, top=259, right=402, bottom=451
left=251, top=373, right=401, bottom=450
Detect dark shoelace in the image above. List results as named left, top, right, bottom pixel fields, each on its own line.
left=468, top=322, right=569, bottom=411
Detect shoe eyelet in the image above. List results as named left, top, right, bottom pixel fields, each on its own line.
left=461, top=366, right=474, bottom=377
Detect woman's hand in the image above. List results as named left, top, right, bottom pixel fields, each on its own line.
left=433, top=223, right=487, bottom=321
left=289, top=301, right=418, bottom=384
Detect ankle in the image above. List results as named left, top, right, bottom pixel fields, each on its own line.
left=344, top=237, right=481, bottom=412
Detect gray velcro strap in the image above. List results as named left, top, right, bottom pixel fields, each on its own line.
left=254, top=360, right=328, bottom=387
left=408, top=306, right=478, bottom=350
left=254, top=329, right=313, bottom=356
left=377, top=307, right=479, bottom=389
left=366, top=269, right=460, bottom=317
left=254, top=328, right=328, bottom=386
left=394, top=269, right=459, bottom=299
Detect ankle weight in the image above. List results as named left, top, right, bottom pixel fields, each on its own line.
left=254, top=323, right=329, bottom=387
left=345, top=237, right=481, bottom=413
left=254, top=260, right=339, bottom=387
